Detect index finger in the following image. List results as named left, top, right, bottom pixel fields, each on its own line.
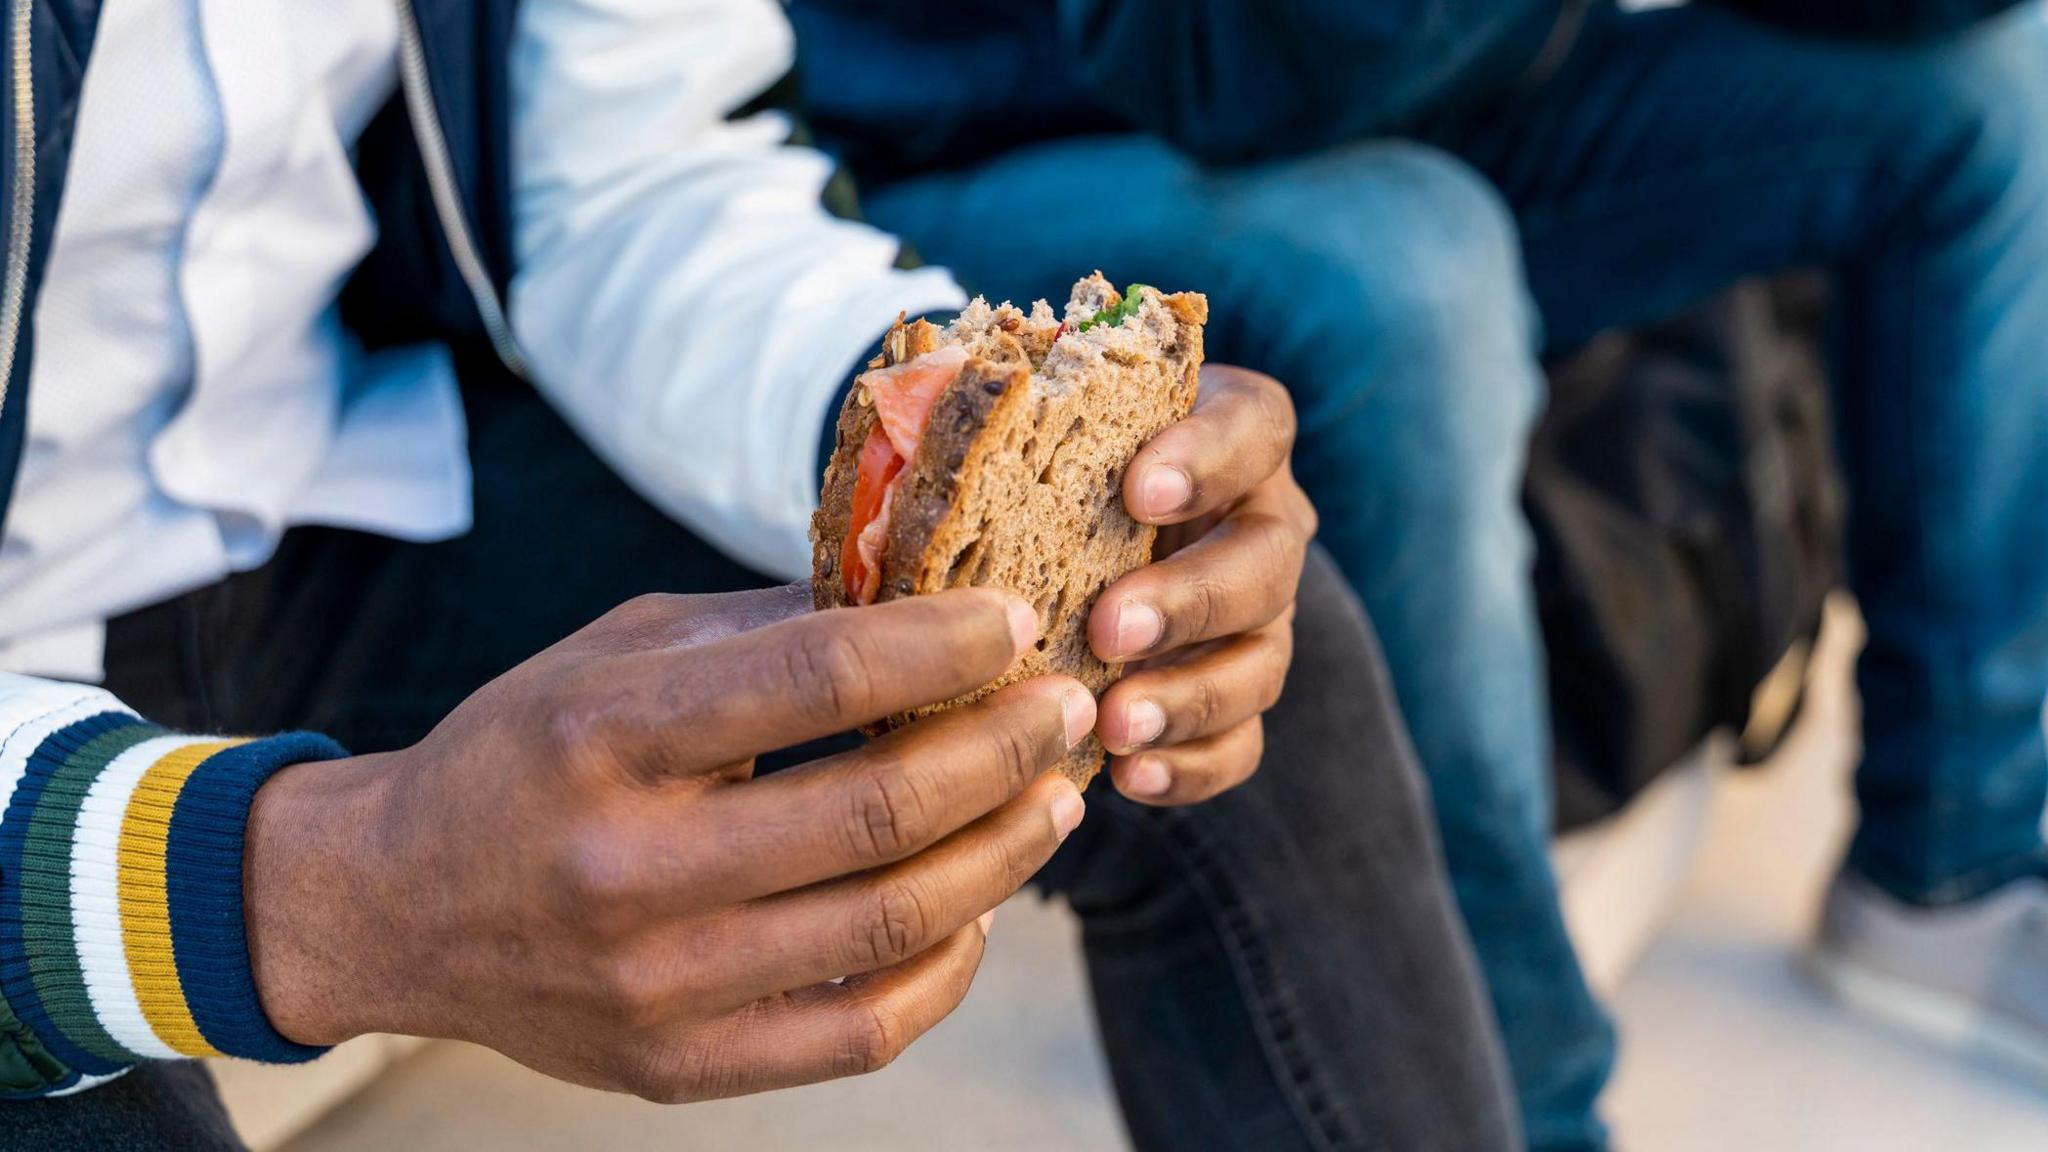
left=1123, top=364, right=1296, bottom=525
left=605, top=587, right=1040, bottom=772
left=568, top=583, right=819, bottom=658
left=615, top=676, right=1091, bottom=910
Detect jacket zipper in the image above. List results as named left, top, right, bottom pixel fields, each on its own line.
left=0, top=0, right=35, bottom=419
left=0, top=3, right=528, bottom=415
left=393, top=0, right=528, bottom=378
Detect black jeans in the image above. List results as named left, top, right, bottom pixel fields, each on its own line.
left=13, top=366, right=1515, bottom=1151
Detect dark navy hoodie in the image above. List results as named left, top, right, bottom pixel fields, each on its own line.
left=787, top=0, right=1566, bottom=182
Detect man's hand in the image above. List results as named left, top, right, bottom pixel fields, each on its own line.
left=1088, top=364, right=1315, bottom=805
left=243, top=587, right=1093, bottom=1102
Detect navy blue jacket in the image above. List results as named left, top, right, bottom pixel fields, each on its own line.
left=791, top=0, right=2032, bottom=186
left=788, top=0, right=1564, bottom=183
left=0, top=0, right=523, bottom=538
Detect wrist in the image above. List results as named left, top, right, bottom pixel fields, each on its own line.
left=244, top=751, right=401, bottom=1046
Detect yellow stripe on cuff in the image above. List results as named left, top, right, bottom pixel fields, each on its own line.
left=115, top=739, right=246, bottom=1057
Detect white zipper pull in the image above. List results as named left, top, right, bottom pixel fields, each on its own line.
left=392, top=0, right=527, bottom=380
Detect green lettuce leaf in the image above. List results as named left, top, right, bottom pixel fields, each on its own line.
left=1077, top=284, right=1150, bottom=332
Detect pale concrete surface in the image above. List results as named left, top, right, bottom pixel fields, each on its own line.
left=1602, top=601, right=2048, bottom=1150
left=281, top=599, right=2048, bottom=1151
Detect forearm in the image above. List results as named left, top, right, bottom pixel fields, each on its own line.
left=510, top=0, right=963, bottom=579
left=0, top=676, right=346, bottom=1098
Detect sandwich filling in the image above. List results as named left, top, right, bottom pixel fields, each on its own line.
left=838, top=285, right=1156, bottom=604
left=841, top=345, right=971, bottom=603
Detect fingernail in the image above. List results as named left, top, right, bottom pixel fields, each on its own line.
left=1123, top=699, right=1166, bottom=748
left=1113, top=600, right=1164, bottom=659
left=1005, top=597, right=1040, bottom=652
left=1123, top=757, right=1171, bottom=798
left=977, top=909, right=996, bottom=936
left=1050, top=782, right=1086, bottom=840
left=1061, top=689, right=1097, bottom=748
left=1140, top=465, right=1192, bottom=517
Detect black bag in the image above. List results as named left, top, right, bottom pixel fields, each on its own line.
left=1528, top=279, right=1845, bottom=832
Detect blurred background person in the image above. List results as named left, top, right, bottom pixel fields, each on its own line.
left=789, top=2, right=2048, bottom=1148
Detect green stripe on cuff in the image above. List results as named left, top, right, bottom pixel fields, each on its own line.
left=20, top=723, right=162, bottom=1065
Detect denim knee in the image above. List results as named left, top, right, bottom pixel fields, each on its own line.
left=1216, top=144, right=1544, bottom=531
left=1872, top=17, right=2048, bottom=242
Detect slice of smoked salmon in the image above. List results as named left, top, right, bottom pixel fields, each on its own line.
left=840, top=346, right=969, bottom=603
left=868, top=345, right=969, bottom=461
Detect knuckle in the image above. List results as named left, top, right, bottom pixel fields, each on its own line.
left=538, top=676, right=648, bottom=782
left=1255, top=648, right=1291, bottom=714
left=1252, top=375, right=1298, bottom=447
left=1180, top=576, right=1228, bottom=643
left=1288, top=483, right=1320, bottom=538
left=617, top=591, right=686, bottom=625
left=611, top=1053, right=667, bottom=1102
left=671, top=1032, right=752, bottom=1102
left=619, top=1043, right=709, bottom=1104
left=992, top=815, right=1047, bottom=890
left=1249, top=628, right=1294, bottom=714
left=547, top=830, right=635, bottom=932
left=541, top=695, right=602, bottom=764
left=991, top=707, right=1057, bottom=785
left=600, top=593, right=711, bottom=648
left=784, top=625, right=877, bottom=724
left=1238, top=512, right=1304, bottom=590
left=1241, top=719, right=1267, bottom=774
left=844, top=763, right=932, bottom=862
left=851, top=879, right=934, bottom=970
left=593, top=954, right=672, bottom=1033
left=838, top=1001, right=910, bottom=1077
left=1187, top=672, right=1228, bottom=735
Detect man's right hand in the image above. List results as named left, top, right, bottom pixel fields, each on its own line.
left=240, top=585, right=1092, bottom=1102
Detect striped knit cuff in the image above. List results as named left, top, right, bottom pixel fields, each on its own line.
left=0, top=684, right=347, bottom=1095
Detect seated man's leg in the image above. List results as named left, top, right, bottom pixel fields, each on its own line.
left=1426, top=0, right=2048, bottom=1070
left=1038, top=546, right=1518, bottom=1151
left=868, top=139, right=1613, bottom=1148
left=3, top=1063, right=242, bottom=1151
left=102, top=370, right=1517, bottom=1150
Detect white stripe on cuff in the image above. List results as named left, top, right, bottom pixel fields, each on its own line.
left=0, top=677, right=133, bottom=813
left=68, top=735, right=206, bottom=1061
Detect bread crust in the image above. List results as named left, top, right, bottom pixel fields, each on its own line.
left=809, top=393, right=872, bottom=613
left=877, top=357, right=1034, bottom=601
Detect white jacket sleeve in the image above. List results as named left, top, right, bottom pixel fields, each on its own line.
left=508, top=0, right=965, bottom=578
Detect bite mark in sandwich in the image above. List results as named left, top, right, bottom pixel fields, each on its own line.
left=813, top=274, right=1208, bottom=785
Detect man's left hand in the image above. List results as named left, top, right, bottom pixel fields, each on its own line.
left=1088, top=363, right=1316, bottom=805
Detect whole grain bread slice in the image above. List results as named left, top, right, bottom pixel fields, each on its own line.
left=812, top=275, right=1207, bottom=784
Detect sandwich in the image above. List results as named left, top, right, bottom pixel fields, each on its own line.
left=812, top=273, right=1208, bottom=785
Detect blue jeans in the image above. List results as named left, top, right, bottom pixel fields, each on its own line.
left=864, top=7, right=2048, bottom=1149
left=1428, top=5, right=2048, bottom=910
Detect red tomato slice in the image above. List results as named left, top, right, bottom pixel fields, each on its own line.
left=843, top=427, right=904, bottom=603
left=840, top=346, right=969, bottom=604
